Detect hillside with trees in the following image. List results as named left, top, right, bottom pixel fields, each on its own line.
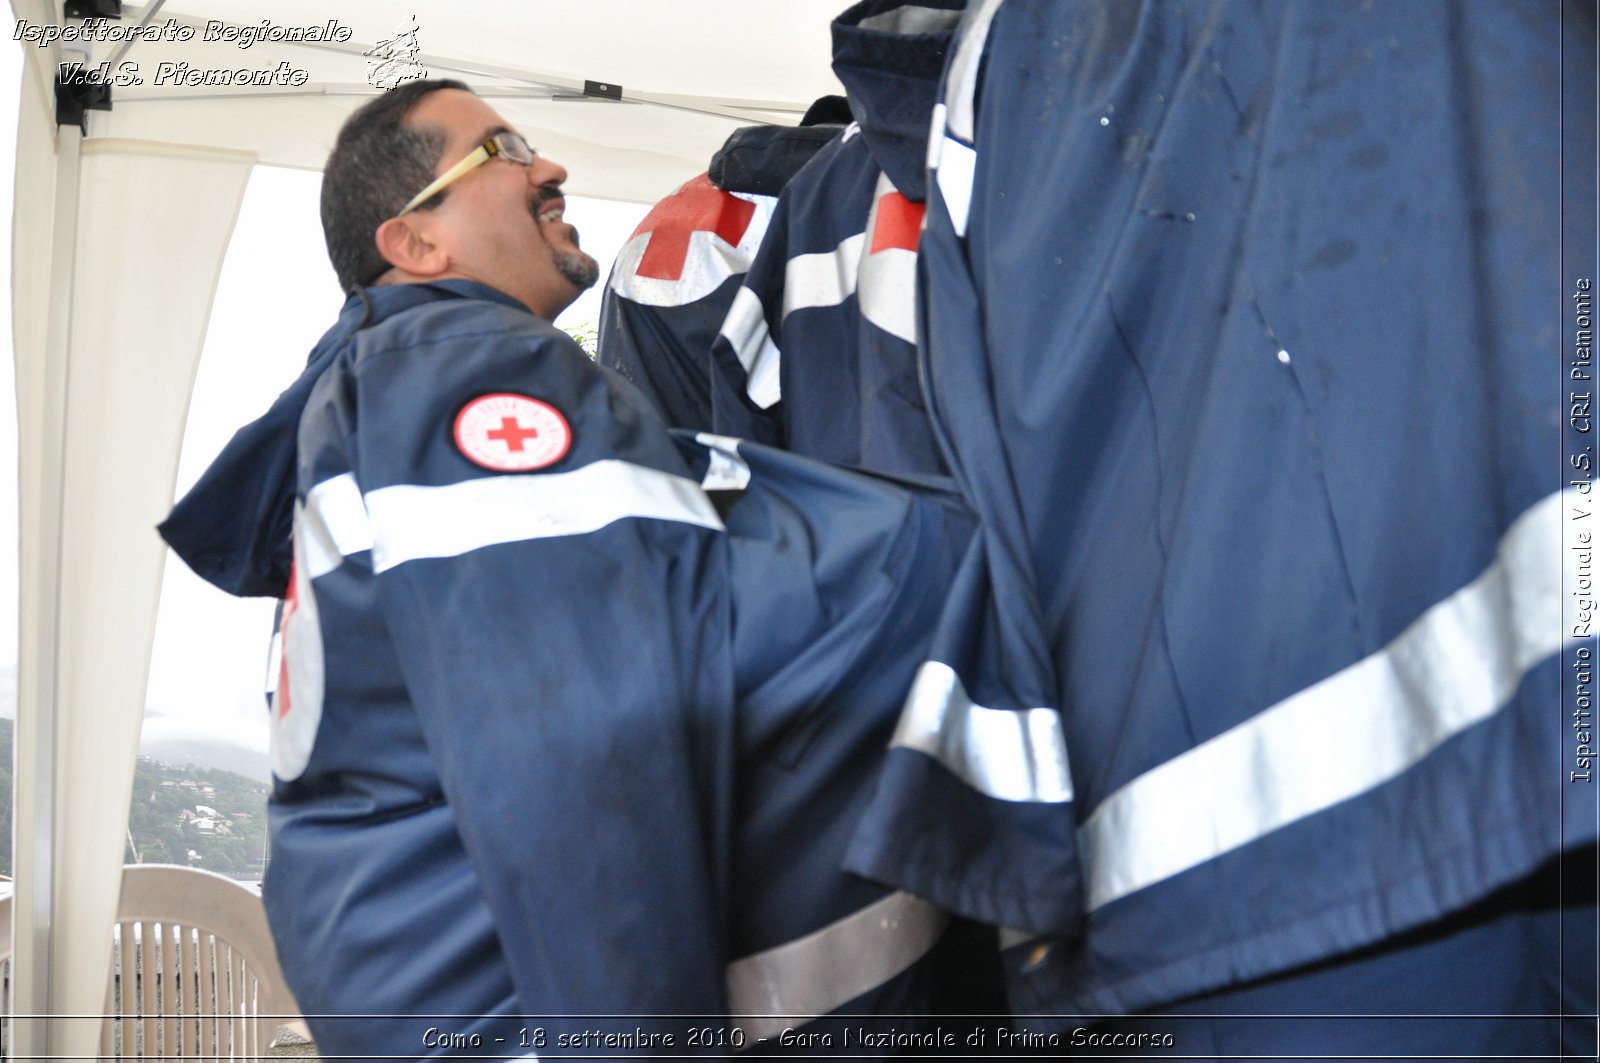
left=0, top=719, right=270, bottom=880
left=126, top=756, right=271, bottom=876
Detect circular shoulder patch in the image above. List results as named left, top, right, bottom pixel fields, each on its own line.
left=453, top=393, right=572, bottom=472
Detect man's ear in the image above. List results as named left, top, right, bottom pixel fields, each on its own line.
left=374, top=214, right=449, bottom=277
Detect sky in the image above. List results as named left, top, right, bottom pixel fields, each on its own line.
left=0, top=16, right=652, bottom=775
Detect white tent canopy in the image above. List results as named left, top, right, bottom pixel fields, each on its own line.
left=9, top=0, right=844, bottom=1054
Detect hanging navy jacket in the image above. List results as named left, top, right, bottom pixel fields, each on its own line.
left=597, top=105, right=846, bottom=433
left=161, top=278, right=982, bottom=1059
left=846, top=0, right=1597, bottom=1043
left=708, top=0, right=958, bottom=477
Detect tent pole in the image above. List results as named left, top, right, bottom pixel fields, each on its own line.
left=13, top=115, right=82, bottom=1062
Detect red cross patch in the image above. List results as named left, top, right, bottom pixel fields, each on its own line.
left=453, top=393, right=572, bottom=472
left=870, top=190, right=925, bottom=255
left=631, top=173, right=758, bottom=281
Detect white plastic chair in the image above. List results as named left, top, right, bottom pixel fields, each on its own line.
left=1, top=864, right=304, bottom=1059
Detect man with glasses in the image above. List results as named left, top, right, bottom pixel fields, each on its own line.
left=326, top=79, right=599, bottom=317
left=162, top=79, right=997, bottom=1057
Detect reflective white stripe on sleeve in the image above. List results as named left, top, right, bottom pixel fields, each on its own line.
left=934, top=133, right=978, bottom=239
left=303, top=473, right=374, bottom=578
left=720, top=286, right=783, bottom=409
left=782, top=233, right=866, bottom=319
left=1081, top=488, right=1571, bottom=912
left=720, top=230, right=871, bottom=410
left=363, top=460, right=724, bottom=573
left=928, top=0, right=1000, bottom=239
left=943, top=0, right=1006, bottom=143
left=890, top=660, right=1074, bottom=803
left=695, top=432, right=752, bottom=491
left=726, top=891, right=949, bottom=1041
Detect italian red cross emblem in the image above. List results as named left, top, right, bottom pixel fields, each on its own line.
left=453, top=393, right=572, bottom=472
left=631, top=173, right=757, bottom=281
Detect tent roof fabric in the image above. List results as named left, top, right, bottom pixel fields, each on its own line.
left=31, top=0, right=848, bottom=202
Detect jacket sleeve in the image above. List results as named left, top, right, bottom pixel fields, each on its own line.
left=348, top=307, right=738, bottom=1036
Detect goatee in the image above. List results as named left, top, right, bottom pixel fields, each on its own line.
left=556, top=248, right=600, bottom=291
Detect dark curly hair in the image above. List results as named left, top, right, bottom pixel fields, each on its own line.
left=320, top=78, right=470, bottom=292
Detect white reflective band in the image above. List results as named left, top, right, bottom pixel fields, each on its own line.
left=303, top=473, right=373, bottom=578
left=943, top=0, right=1005, bottom=142
left=782, top=233, right=866, bottom=319
left=363, top=460, right=723, bottom=573
left=263, top=630, right=282, bottom=696
left=933, top=0, right=1001, bottom=240
left=857, top=4, right=964, bottom=34
left=1081, top=488, right=1571, bottom=912
left=720, top=286, right=783, bottom=409
left=726, top=891, right=949, bottom=1042
left=695, top=433, right=752, bottom=491
left=891, top=661, right=1073, bottom=803
left=859, top=248, right=918, bottom=344
left=859, top=172, right=920, bottom=345
left=997, top=927, right=1038, bottom=951
left=935, top=136, right=977, bottom=239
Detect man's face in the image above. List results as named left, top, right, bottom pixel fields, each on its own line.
left=405, top=89, right=598, bottom=318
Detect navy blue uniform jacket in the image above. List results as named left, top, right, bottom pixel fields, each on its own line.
left=598, top=117, right=842, bottom=433
left=709, top=0, right=958, bottom=477
left=161, top=279, right=976, bottom=1058
left=846, top=0, right=1599, bottom=1027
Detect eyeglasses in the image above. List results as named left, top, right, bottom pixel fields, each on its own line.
left=399, top=131, right=537, bottom=215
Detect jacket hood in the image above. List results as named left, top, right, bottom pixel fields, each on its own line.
left=159, top=280, right=524, bottom=599
left=709, top=95, right=850, bottom=197
left=830, top=0, right=965, bottom=201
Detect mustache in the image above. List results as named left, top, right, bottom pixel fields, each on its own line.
left=530, top=188, right=582, bottom=249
